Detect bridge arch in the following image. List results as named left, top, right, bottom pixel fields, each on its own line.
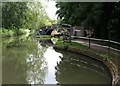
left=45, top=29, right=54, bottom=35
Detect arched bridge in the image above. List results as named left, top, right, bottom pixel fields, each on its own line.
left=35, top=24, right=73, bottom=36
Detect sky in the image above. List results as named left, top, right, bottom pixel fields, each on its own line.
left=40, top=0, right=58, bottom=20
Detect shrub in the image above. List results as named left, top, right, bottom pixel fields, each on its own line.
left=1, top=28, right=31, bottom=37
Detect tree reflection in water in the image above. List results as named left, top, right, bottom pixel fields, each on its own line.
left=26, top=41, right=48, bottom=84
left=2, top=36, right=48, bottom=84
left=2, top=36, right=112, bottom=84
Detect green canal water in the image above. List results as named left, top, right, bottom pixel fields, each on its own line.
left=2, top=36, right=112, bottom=85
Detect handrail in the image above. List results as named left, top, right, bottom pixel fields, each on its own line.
left=72, top=36, right=120, bottom=45
left=72, top=36, right=120, bottom=52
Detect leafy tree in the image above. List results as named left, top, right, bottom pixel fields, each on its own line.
left=26, top=1, right=57, bottom=31
left=56, top=2, right=120, bottom=42
left=2, top=1, right=54, bottom=36
left=26, top=2, right=47, bottom=30
left=2, top=2, right=28, bottom=29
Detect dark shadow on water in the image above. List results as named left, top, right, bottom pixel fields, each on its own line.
left=55, top=50, right=112, bottom=85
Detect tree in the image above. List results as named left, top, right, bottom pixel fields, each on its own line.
left=56, top=2, right=120, bottom=42
left=2, top=1, right=54, bottom=36
left=2, top=2, right=28, bottom=29
left=22, top=2, right=53, bottom=30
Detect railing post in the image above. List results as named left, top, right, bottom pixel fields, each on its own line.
left=89, top=36, right=90, bottom=49
left=88, top=29, right=91, bottom=49
left=108, top=39, right=110, bottom=57
left=108, top=31, right=111, bottom=58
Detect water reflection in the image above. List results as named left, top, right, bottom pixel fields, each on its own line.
left=2, top=36, right=112, bottom=85
left=55, top=50, right=112, bottom=84
left=26, top=42, right=48, bottom=84
left=2, top=36, right=29, bottom=84
left=44, top=47, right=62, bottom=84
left=37, top=37, right=58, bottom=47
left=2, top=36, right=48, bottom=84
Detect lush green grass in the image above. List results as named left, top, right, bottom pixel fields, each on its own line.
left=55, top=41, right=88, bottom=50
left=55, top=41, right=70, bottom=47
left=70, top=42, right=88, bottom=49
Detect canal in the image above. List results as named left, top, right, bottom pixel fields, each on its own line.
left=2, top=35, right=112, bottom=85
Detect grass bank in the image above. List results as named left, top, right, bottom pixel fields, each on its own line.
left=55, top=41, right=119, bottom=62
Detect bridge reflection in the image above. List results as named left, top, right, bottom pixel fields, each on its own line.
left=36, top=37, right=59, bottom=47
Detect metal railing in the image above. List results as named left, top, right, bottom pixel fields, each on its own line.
left=72, top=36, right=120, bottom=85
left=72, top=36, right=120, bottom=53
